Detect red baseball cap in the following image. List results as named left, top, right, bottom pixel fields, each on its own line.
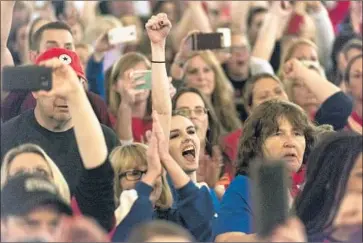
left=35, top=48, right=86, bottom=81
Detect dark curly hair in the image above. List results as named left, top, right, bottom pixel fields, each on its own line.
left=236, top=99, right=322, bottom=176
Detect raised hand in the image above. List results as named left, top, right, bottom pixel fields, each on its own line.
left=94, top=31, right=116, bottom=54
left=197, top=146, right=223, bottom=188
left=283, top=58, right=309, bottom=81
left=37, top=58, right=82, bottom=99
left=141, top=130, right=152, bottom=145
left=271, top=1, right=293, bottom=19
left=117, top=69, right=149, bottom=106
left=152, top=111, right=170, bottom=160
left=145, top=13, right=172, bottom=48
left=176, top=30, right=200, bottom=61
left=146, top=129, right=163, bottom=178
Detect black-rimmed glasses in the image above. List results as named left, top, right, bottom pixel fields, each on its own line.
left=119, top=170, right=147, bottom=181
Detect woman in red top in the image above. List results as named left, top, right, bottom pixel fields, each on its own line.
left=107, top=52, right=153, bottom=143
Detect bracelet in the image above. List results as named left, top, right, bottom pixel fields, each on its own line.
left=151, top=60, right=166, bottom=63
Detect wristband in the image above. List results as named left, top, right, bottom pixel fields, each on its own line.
left=151, top=60, right=166, bottom=63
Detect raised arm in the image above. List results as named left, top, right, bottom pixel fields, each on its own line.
left=172, top=2, right=212, bottom=51
left=80, top=1, right=98, bottom=27
left=38, top=58, right=107, bottom=169
left=146, top=13, right=173, bottom=144
left=252, top=1, right=292, bottom=61
left=1, top=1, right=15, bottom=101
left=230, top=1, right=252, bottom=33
left=305, top=1, right=335, bottom=70
left=112, top=121, right=163, bottom=242
left=1, top=0, right=15, bottom=68
left=153, top=112, right=190, bottom=189
left=283, top=58, right=352, bottom=130
left=283, top=59, right=341, bottom=103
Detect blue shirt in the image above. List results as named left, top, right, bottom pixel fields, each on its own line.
left=213, top=175, right=253, bottom=238
left=86, top=56, right=105, bottom=100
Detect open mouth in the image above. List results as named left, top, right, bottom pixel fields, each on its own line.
left=236, top=60, right=246, bottom=66
left=282, top=152, right=298, bottom=162
left=182, top=144, right=196, bottom=162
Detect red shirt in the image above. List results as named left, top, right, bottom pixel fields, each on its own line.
left=109, top=114, right=152, bottom=143
left=222, top=128, right=243, bottom=163
left=346, top=111, right=363, bottom=134
left=131, top=118, right=152, bottom=142
left=217, top=129, right=243, bottom=188
left=327, top=1, right=351, bottom=34
left=291, top=166, right=306, bottom=197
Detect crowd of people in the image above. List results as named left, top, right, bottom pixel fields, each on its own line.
left=0, top=1, right=362, bottom=242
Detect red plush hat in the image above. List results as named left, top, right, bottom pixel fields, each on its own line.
left=35, top=48, right=86, bottom=81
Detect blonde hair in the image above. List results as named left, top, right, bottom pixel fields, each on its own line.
left=1, top=144, right=71, bottom=204
left=279, top=38, right=318, bottom=79
left=83, top=15, right=122, bottom=45
left=108, top=52, right=151, bottom=115
left=109, top=143, right=173, bottom=210
left=184, top=50, right=242, bottom=132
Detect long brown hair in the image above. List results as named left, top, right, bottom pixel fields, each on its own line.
left=183, top=50, right=242, bottom=132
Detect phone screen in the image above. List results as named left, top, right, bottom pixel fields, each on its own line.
left=132, top=70, right=152, bottom=90
left=193, top=33, right=223, bottom=51
left=108, top=26, right=137, bottom=45
left=2, top=65, right=52, bottom=92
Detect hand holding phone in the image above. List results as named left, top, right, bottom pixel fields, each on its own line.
left=2, top=65, right=52, bottom=92
left=108, top=25, right=137, bottom=46
left=186, top=32, right=223, bottom=51
left=217, top=28, right=232, bottom=48
left=131, top=70, right=152, bottom=90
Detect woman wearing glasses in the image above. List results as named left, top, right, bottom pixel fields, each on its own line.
left=110, top=113, right=214, bottom=242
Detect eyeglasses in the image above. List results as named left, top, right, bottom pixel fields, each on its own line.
left=174, top=107, right=208, bottom=117
left=119, top=170, right=147, bottom=181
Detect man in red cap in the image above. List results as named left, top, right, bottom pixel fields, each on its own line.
left=1, top=46, right=120, bottom=192
left=1, top=1, right=114, bottom=128
left=0, top=10, right=121, bottom=201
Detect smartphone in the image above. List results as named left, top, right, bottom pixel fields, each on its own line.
left=217, top=28, right=232, bottom=48
left=286, top=13, right=304, bottom=35
left=108, top=25, right=137, bottom=45
left=2, top=65, right=52, bottom=92
left=250, top=159, right=290, bottom=237
left=186, top=33, right=223, bottom=51
left=131, top=70, right=152, bottom=90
